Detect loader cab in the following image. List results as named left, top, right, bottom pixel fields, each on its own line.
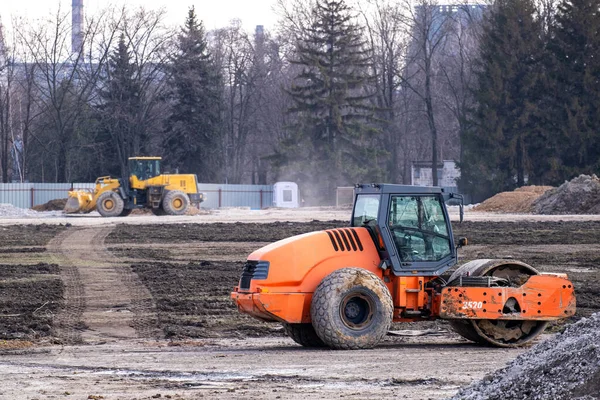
left=351, top=184, right=459, bottom=276
left=129, top=157, right=161, bottom=182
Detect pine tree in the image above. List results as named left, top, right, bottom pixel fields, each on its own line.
left=460, top=0, right=545, bottom=201
left=164, top=7, right=222, bottom=181
left=98, top=33, right=142, bottom=177
left=285, top=0, right=377, bottom=204
left=546, top=0, right=600, bottom=179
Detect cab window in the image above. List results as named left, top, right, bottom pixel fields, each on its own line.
left=352, top=194, right=380, bottom=227
left=388, top=195, right=451, bottom=262
left=129, top=159, right=160, bottom=181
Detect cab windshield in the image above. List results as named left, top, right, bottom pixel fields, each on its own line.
left=129, top=159, right=160, bottom=181
left=352, top=194, right=380, bottom=227
left=388, top=195, right=451, bottom=262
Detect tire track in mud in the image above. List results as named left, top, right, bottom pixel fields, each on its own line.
left=48, top=230, right=85, bottom=344
left=48, top=227, right=160, bottom=343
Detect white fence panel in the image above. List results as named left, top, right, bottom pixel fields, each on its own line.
left=197, top=184, right=273, bottom=209
left=0, top=183, right=32, bottom=208
left=0, top=182, right=273, bottom=209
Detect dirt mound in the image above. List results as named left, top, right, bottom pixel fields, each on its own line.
left=32, top=198, right=67, bottom=212
left=473, top=186, right=553, bottom=213
left=532, top=174, right=600, bottom=214
left=130, top=208, right=153, bottom=215
left=452, top=312, right=600, bottom=400
left=186, top=205, right=210, bottom=215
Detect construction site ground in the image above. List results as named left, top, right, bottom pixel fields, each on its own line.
left=0, top=209, right=599, bottom=399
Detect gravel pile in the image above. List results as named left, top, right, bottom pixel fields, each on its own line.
left=532, top=174, right=600, bottom=214
left=473, top=186, right=553, bottom=213
left=0, top=203, right=63, bottom=218
left=451, top=313, right=600, bottom=400
left=0, top=203, right=40, bottom=217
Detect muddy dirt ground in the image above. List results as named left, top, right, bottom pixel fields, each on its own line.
left=108, top=220, right=600, bottom=336
left=0, top=220, right=598, bottom=399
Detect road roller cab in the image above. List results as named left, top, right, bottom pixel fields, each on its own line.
left=231, top=184, right=576, bottom=350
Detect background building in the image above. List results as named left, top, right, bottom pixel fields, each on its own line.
left=411, top=160, right=460, bottom=188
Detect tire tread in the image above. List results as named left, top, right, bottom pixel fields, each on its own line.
left=283, top=323, right=326, bottom=347
left=162, top=190, right=190, bottom=215
left=311, top=268, right=393, bottom=350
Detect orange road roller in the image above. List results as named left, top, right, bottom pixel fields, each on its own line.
left=231, top=184, right=576, bottom=349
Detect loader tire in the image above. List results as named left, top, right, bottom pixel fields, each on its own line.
left=118, top=208, right=132, bottom=217
left=283, top=323, right=326, bottom=347
left=162, top=190, right=190, bottom=215
left=311, top=268, right=393, bottom=350
left=96, top=191, right=124, bottom=217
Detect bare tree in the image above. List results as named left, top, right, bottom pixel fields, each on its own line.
left=11, top=46, right=39, bottom=183
left=0, top=20, right=12, bottom=182
left=16, top=6, right=117, bottom=182
left=211, top=20, right=255, bottom=184
left=0, top=17, right=44, bottom=182
left=395, top=0, right=454, bottom=186
left=274, top=0, right=317, bottom=51
left=437, top=4, right=484, bottom=164
left=100, top=7, right=174, bottom=177
left=360, top=0, right=411, bottom=182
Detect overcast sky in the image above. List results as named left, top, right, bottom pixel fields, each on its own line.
left=0, top=0, right=279, bottom=32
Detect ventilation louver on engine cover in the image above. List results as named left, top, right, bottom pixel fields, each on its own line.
left=239, top=260, right=270, bottom=290
left=325, top=228, right=364, bottom=252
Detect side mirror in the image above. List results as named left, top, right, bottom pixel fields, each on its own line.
left=457, top=237, right=468, bottom=248
left=444, top=192, right=465, bottom=223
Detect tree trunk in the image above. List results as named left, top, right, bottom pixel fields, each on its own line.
left=425, top=69, right=439, bottom=187
left=57, top=139, right=67, bottom=183
left=516, top=135, right=525, bottom=187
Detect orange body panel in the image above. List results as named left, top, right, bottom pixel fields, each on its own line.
left=232, top=292, right=312, bottom=323
left=438, top=274, right=576, bottom=320
left=243, top=228, right=382, bottom=293
left=232, top=228, right=382, bottom=323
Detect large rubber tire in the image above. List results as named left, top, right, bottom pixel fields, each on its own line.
left=96, top=191, right=124, bottom=217
left=118, top=208, right=132, bottom=217
left=151, top=208, right=166, bottom=216
left=162, top=190, right=190, bottom=215
left=311, top=268, right=393, bottom=350
left=283, top=323, right=326, bottom=347
left=448, top=259, right=548, bottom=348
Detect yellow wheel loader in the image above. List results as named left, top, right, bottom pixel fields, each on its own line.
left=65, top=157, right=205, bottom=217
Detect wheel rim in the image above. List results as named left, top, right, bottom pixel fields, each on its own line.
left=340, top=292, right=374, bottom=330
left=103, top=199, right=114, bottom=210
left=172, top=198, right=183, bottom=210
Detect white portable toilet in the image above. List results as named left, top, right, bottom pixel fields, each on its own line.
left=273, top=182, right=299, bottom=208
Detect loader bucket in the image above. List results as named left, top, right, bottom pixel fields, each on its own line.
left=64, top=190, right=95, bottom=213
